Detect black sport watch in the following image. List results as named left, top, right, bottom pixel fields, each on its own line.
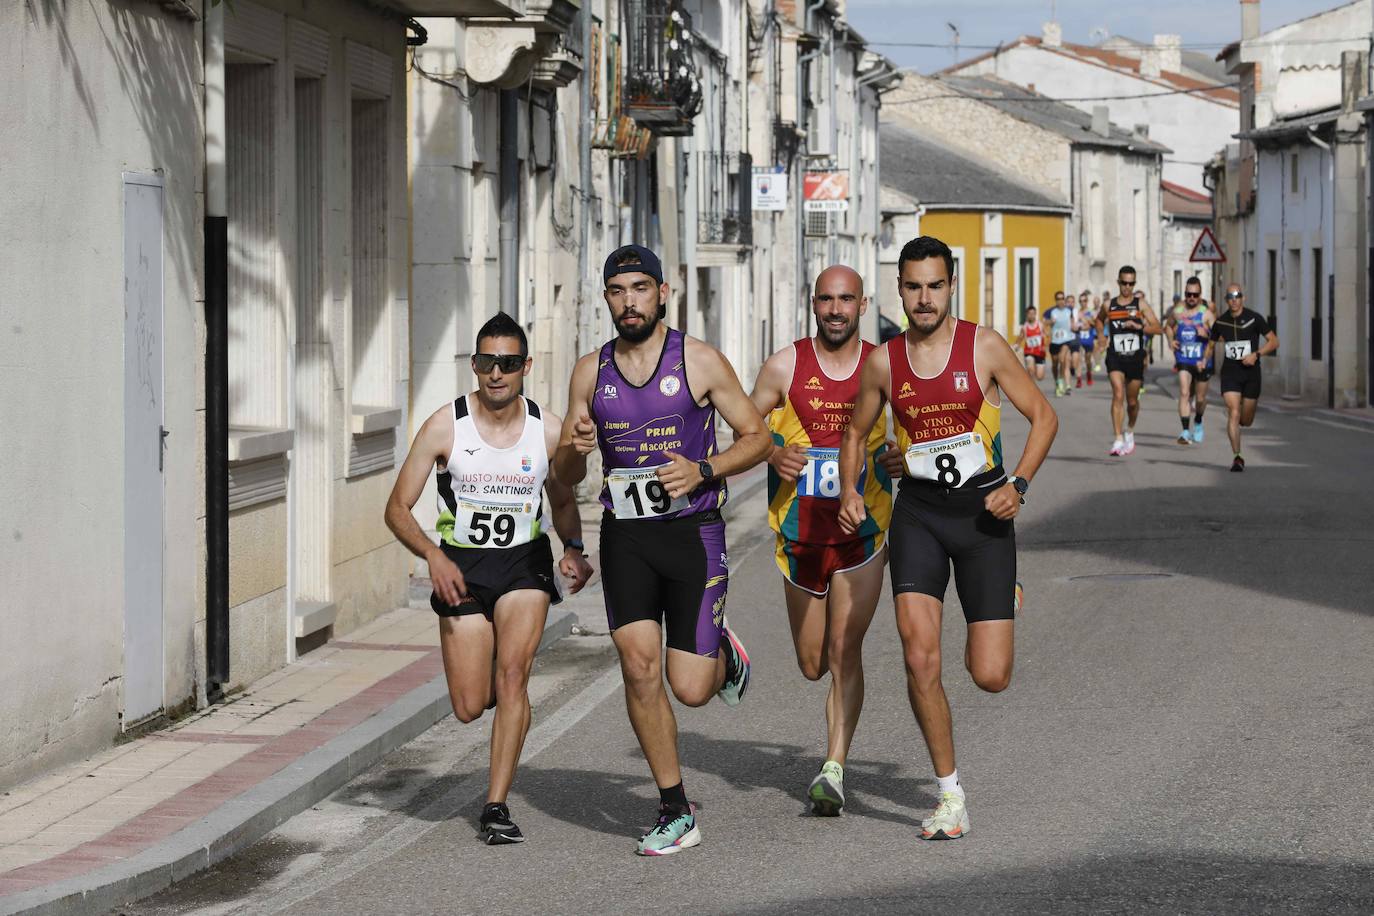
left=697, top=460, right=715, bottom=482
left=1009, top=475, right=1029, bottom=504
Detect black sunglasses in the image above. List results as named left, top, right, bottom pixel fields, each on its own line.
left=1118, top=280, right=1136, bottom=286
left=473, top=353, right=526, bottom=374
left=1225, top=292, right=1243, bottom=301
left=1184, top=291, right=1200, bottom=298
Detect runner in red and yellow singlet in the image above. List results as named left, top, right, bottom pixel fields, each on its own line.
left=839, top=236, right=1058, bottom=842
left=750, top=265, right=901, bottom=816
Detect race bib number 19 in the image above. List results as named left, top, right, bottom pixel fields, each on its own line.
left=796, top=447, right=865, bottom=499
left=904, top=433, right=988, bottom=488
left=608, top=466, right=689, bottom=519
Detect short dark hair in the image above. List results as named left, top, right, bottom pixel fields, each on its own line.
left=475, top=311, right=528, bottom=358
left=897, top=236, right=955, bottom=280
left=1185, top=275, right=1202, bottom=288
left=1118, top=265, right=1137, bottom=278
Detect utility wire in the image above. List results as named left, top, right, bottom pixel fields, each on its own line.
left=868, top=36, right=1373, bottom=50
left=885, top=81, right=1241, bottom=104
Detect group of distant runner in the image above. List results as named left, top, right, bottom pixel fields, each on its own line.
left=384, top=236, right=1057, bottom=853
left=1015, top=265, right=1279, bottom=471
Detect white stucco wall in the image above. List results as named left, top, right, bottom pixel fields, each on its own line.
left=0, top=3, right=203, bottom=788
left=957, top=44, right=1236, bottom=193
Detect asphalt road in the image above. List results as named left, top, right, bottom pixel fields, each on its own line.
left=122, top=369, right=1374, bottom=915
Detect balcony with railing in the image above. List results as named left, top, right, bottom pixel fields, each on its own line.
left=623, top=0, right=703, bottom=136
left=697, top=151, right=752, bottom=246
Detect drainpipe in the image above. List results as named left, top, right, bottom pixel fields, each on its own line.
left=577, top=0, right=593, bottom=351
left=1308, top=126, right=1335, bottom=407
left=204, top=1, right=229, bottom=702
left=499, top=89, right=520, bottom=315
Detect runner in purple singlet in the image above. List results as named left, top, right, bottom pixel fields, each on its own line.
left=554, top=245, right=772, bottom=856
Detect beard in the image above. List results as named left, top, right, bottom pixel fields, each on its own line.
left=614, top=301, right=665, bottom=343
left=907, top=301, right=949, bottom=333
left=817, top=315, right=859, bottom=347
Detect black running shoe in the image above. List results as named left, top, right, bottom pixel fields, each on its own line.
left=1230, top=455, right=1245, bottom=473
left=479, top=802, right=525, bottom=845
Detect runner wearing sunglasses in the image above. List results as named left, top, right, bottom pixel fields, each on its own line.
left=1096, top=266, right=1162, bottom=456
left=1208, top=284, right=1279, bottom=471
left=384, top=313, right=594, bottom=845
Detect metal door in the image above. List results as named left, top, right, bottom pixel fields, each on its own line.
left=123, top=173, right=165, bottom=726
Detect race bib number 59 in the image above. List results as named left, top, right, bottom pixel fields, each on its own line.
left=608, top=466, right=689, bottom=519
left=904, top=433, right=988, bottom=488
left=453, top=497, right=536, bottom=548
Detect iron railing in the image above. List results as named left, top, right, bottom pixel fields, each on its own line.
left=623, top=0, right=703, bottom=133
left=697, top=151, right=752, bottom=245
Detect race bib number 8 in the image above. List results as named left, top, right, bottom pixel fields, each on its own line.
left=904, top=433, right=988, bottom=488
left=1224, top=340, right=1252, bottom=360
left=454, top=497, right=535, bottom=548
left=796, top=447, right=865, bottom=499
left=608, top=466, right=689, bottom=519
left=1113, top=333, right=1141, bottom=355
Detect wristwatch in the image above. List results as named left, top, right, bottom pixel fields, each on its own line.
left=564, top=538, right=586, bottom=555
left=1009, top=475, right=1029, bottom=504
left=697, top=459, right=715, bottom=482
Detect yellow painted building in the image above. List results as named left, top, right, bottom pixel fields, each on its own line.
left=879, top=123, right=1071, bottom=339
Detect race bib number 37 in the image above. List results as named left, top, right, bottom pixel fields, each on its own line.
left=608, top=466, right=689, bottom=519
left=1224, top=340, right=1252, bottom=360
left=796, top=447, right=865, bottom=499
left=904, top=433, right=988, bottom=488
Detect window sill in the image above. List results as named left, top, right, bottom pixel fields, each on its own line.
left=351, top=405, right=402, bottom=436
left=228, top=426, right=295, bottom=463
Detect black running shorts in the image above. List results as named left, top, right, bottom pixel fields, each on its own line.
left=1176, top=364, right=1214, bottom=382
left=1105, top=354, right=1145, bottom=382
left=600, top=510, right=728, bottom=657
left=431, top=536, right=561, bottom=619
left=888, top=479, right=1017, bottom=624
left=1221, top=366, right=1262, bottom=399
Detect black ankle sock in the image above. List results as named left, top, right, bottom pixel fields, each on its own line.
left=659, top=782, right=688, bottom=809
left=1195, top=412, right=1204, bottom=423
left=1181, top=416, right=1191, bottom=431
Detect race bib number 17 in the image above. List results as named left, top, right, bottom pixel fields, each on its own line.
left=1113, top=333, right=1141, bottom=355
left=904, top=433, right=988, bottom=488
left=608, top=466, right=689, bottom=519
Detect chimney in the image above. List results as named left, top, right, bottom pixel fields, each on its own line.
left=1042, top=21, right=1062, bottom=48
left=1154, top=34, right=1181, bottom=74
left=1140, top=47, right=1160, bottom=78
left=1241, top=0, right=1260, bottom=42
left=1092, top=105, right=1111, bottom=137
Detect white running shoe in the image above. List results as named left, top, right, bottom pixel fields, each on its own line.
left=1109, top=438, right=1125, bottom=456
left=921, top=791, right=970, bottom=840
left=1123, top=430, right=1136, bottom=454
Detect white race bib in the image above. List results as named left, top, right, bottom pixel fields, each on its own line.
left=452, top=497, right=538, bottom=548
left=608, top=466, right=688, bottom=519
left=1113, top=333, right=1141, bottom=355
left=796, top=447, right=865, bottom=500
left=1051, top=328, right=1073, bottom=345
left=1024, top=334, right=1043, bottom=350
left=1224, top=339, right=1252, bottom=361
left=904, top=433, right=988, bottom=488
left=1180, top=342, right=1204, bottom=361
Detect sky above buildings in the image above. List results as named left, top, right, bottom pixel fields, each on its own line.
left=847, top=0, right=1352, bottom=74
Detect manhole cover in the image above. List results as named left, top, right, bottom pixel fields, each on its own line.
left=1069, top=573, right=1175, bottom=582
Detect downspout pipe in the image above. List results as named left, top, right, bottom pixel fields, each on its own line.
left=499, top=89, right=520, bottom=315
left=204, top=0, right=229, bottom=702
left=577, top=0, right=593, bottom=350
left=1307, top=126, right=1335, bottom=407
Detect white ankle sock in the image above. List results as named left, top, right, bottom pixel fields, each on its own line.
left=936, top=769, right=964, bottom=797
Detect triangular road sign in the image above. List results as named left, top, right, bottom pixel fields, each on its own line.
left=1189, top=227, right=1226, bottom=263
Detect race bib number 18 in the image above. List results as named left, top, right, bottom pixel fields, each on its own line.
left=904, top=433, right=988, bottom=488
left=796, top=447, right=865, bottom=499
left=608, top=466, right=689, bottom=519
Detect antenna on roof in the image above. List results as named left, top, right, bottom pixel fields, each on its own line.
left=946, top=22, right=960, bottom=65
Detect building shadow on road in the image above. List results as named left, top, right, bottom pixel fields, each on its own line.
left=731, top=852, right=1374, bottom=915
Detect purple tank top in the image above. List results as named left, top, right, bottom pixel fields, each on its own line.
left=592, top=328, right=727, bottom=517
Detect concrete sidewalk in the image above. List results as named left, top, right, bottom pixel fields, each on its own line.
left=0, top=465, right=765, bottom=916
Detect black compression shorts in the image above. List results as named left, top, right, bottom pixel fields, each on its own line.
left=1221, top=367, right=1262, bottom=399
left=1106, top=354, right=1145, bottom=382
left=888, top=479, right=1017, bottom=624
left=1176, top=364, right=1213, bottom=382
left=431, top=536, right=561, bottom=618
left=600, top=510, right=728, bottom=657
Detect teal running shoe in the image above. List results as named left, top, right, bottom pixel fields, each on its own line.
left=808, top=761, right=845, bottom=816
left=1192, top=421, right=1205, bottom=444
left=717, top=617, right=751, bottom=706
left=637, top=803, right=700, bottom=856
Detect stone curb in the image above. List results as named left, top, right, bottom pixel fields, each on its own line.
left=0, top=608, right=576, bottom=916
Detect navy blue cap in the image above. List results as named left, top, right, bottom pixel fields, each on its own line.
left=603, top=245, right=664, bottom=287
